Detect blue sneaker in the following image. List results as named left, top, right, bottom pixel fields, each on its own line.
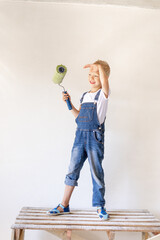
left=46, top=203, right=71, bottom=215
left=97, top=206, right=109, bottom=220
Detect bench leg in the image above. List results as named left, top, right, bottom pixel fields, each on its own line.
left=46, top=229, right=72, bottom=240
left=47, top=229, right=91, bottom=239
left=11, top=229, right=25, bottom=240
left=106, top=231, right=115, bottom=240
left=142, top=232, right=149, bottom=240
left=64, top=230, right=72, bottom=240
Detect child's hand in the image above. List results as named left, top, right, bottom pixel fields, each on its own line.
left=62, top=92, right=71, bottom=102
left=83, top=64, right=100, bottom=72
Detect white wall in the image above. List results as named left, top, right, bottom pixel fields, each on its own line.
left=0, top=1, right=160, bottom=240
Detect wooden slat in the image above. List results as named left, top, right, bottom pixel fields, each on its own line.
left=19, top=212, right=155, bottom=216
left=14, top=219, right=160, bottom=228
left=16, top=215, right=160, bottom=222
left=18, top=213, right=157, bottom=219
left=11, top=224, right=160, bottom=232
left=20, top=212, right=153, bottom=216
left=18, top=211, right=156, bottom=220
left=20, top=210, right=151, bottom=215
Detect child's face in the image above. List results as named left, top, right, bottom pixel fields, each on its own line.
left=88, top=66, right=102, bottom=90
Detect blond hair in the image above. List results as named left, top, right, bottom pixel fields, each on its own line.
left=93, top=59, right=110, bottom=77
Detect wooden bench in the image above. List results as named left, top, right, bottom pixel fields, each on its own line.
left=11, top=207, right=160, bottom=240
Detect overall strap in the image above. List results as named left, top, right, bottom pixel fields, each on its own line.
left=80, top=91, right=88, bottom=104
left=94, top=89, right=101, bottom=104
left=94, top=89, right=105, bottom=131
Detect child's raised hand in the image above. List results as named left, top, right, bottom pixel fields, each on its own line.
left=83, top=64, right=92, bottom=68
left=83, top=64, right=99, bottom=71
left=62, top=91, right=71, bottom=102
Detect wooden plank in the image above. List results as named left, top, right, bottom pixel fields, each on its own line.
left=20, top=211, right=155, bottom=218
left=18, top=213, right=158, bottom=219
left=21, top=209, right=150, bottom=214
left=20, top=210, right=152, bottom=216
left=82, top=213, right=152, bottom=216
left=19, top=211, right=156, bottom=216
left=11, top=224, right=160, bottom=232
left=14, top=219, right=160, bottom=228
left=16, top=215, right=160, bottom=222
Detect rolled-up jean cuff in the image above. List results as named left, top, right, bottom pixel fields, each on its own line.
left=93, top=203, right=105, bottom=207
left=64, top=178, right=78, bottom=186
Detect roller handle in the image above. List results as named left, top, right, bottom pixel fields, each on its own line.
left=63, top=91, right=72, bottom=110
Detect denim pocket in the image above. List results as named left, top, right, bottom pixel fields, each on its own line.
left=93, top=130, right=104, bottom=145
left=76, top=106, right=94, bottom=123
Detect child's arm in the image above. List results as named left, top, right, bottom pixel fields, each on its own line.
left=62, top=92, right=80, bottom=118
left=70, top=104, right=81, bottom=118
left=98, top=65, right=110, bottom=98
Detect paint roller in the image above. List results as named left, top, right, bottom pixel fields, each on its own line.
left=52, top=64, right=72, bottom=110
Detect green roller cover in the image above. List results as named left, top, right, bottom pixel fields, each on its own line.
left=52, top=64, right=67, bottom=84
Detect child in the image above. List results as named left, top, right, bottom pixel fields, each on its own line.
left=47, top=60, right=111, bottom=220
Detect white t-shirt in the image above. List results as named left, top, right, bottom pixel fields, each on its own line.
left=80, top=88, right=111, bottom=125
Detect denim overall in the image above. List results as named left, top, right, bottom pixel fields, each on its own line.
left=64, top=89, right=106, bottom=207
